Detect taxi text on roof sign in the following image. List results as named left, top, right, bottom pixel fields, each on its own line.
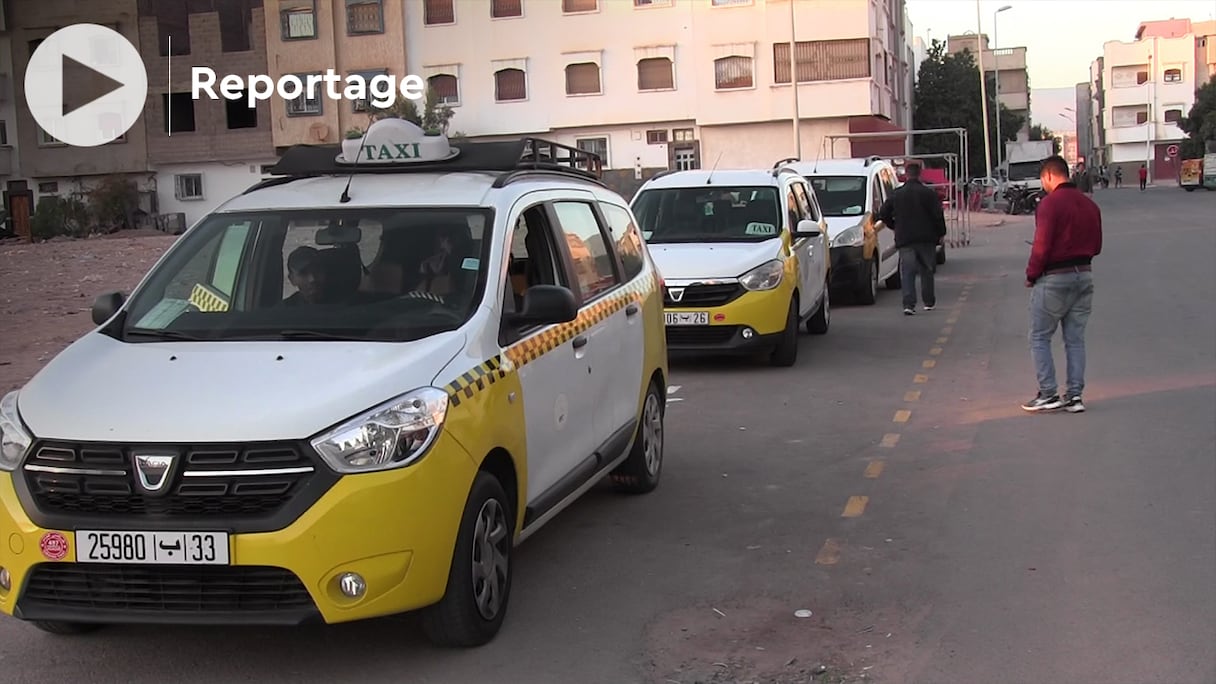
left=338, top=119, right=459, bottom=166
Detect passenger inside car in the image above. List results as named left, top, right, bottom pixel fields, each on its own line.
left=282, top=246, right=332, bottom=306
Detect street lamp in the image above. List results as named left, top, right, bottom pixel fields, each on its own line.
left=975, top=1, right=993, bottom=179
left=790, top=0, right=801, bottom=158
left=993, top=4, right=1012, bottom=171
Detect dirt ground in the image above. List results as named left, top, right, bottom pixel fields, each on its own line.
left=0, top=231, right=178, bottom=394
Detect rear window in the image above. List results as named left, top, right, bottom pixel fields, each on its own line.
left=808, top=175, right=867, bottom=217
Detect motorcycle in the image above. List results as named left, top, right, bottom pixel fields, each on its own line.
left=1003, top=185, right=1047, bottom=215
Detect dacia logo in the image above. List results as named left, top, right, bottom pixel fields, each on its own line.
left=132, top=452, right=179, bottom=495
left=363, top=142, right=423, bottom=161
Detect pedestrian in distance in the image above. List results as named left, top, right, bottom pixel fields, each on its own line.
left=1138, top=163, right=1148, bottom=191
left=1022, top=155, right=1103, bottom=413
left=878, top=161, right=947, bottom=316
left=1114, top=166, right=1123, bottom=188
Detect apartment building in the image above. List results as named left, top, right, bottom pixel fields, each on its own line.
left=1074, top=81, right=1094, bottom=166
left=404, top=0, right=914, bottom=194
left=946, top=32, right=1031, bottom=144
left=7, top=0, right=152, bottom=230
left=1098, top=18, right=1215, bottom=182
left=138, top=0, right=278, bottom=228
left=261, top=0, right=410, bottom=153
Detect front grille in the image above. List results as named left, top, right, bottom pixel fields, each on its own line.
left=21, top=564, right=314, bottom=614
left=666, top=326, right=739, bottom=346
left=664, top=283, right=744, bottom=308
left=20, top=441, right=333, bottom=531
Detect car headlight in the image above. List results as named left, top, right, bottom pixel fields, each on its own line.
left=830, top=224, right=864, bottom=248
left=739, top=259, right=785, bottom=291
left=311, top=387, right=449, bottom=474
left=0, top=391, right=33, bottom=472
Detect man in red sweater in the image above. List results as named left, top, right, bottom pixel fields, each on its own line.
left=1023, top=156, right=1103, bottom=413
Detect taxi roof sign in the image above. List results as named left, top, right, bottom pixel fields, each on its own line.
left=338, top=118, right=459, bottom=165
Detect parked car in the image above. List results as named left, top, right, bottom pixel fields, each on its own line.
left=631, top=161, right=831, bottom=367
left=0, top=119, right=669, bottom=648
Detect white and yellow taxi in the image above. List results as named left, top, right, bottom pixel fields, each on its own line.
left=0, top=118, right=667, bottom=647
left=631, top=164, right=831, bottom=366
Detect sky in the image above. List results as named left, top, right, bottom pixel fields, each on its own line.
left=905, top=0, right=1216, bottom=89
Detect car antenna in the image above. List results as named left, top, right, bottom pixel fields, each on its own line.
left=339, top=126, right=372, bottom=204
left=811, top=137, right=825, bottom=173
left=705, top=151, right=725, bottom=185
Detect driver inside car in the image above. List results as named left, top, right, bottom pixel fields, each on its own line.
left=282, top=246, right=335, bottom=306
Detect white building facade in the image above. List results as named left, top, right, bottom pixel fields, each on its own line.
left=405, top=0, right=913, bottom=195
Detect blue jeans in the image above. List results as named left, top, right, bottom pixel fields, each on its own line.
left=899, top=243, right=936, bottom=309
left=1029, top=271, right=1094, bottom=397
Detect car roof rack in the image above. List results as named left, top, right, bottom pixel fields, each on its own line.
left=248, top=137, right=604, bottom=195
left=772, top=157, right=800, bottom=169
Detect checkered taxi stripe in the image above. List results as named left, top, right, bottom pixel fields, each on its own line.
left=189, top=283, right=230, bottom=312
left=445, top=272, right=659, bottom=407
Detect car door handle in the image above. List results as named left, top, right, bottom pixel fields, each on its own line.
left=625, top=303, right=639, bottom=316
left=572, top=335, right=589, bottom=349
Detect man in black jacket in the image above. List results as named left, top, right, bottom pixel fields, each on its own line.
left=879, top=163, right=948, bottom=315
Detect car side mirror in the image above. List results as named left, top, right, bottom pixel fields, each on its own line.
left=508, top=285, right=579, bottom=327
left=793, top=219, right=821, bottom=239
left=92, top=291, right=126, bottom=325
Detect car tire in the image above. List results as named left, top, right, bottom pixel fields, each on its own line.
left=1184, top=186, right=1196, bottom=192
left=806, top=286, right=830, bottom=334
left=421, top=472, right=513, bottom=648
left=769, top=297, right=799, bottom=367
left=856, top=256, right=878, bottom=305
left=32, top=621, right=105, bottom=636
left=611, top=381, right=665, bottom=494
left=936, top=244, right=946, bottom=265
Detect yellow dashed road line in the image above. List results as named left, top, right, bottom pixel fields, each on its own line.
left=864, top=460, right=886, bottom=479
left=815, top=538, right=842, bottom=565
left=893, top=409, right=912, bottom=423
left=904, top=390, right=921, bottom=402
left=922, top=359, right=937, bottom=369
left=941, top=326, right=953, bottom=335
left=929, top=347, right=943, bottom=356
left=936, top=336, right=949, bottom=344
left=842, top=496, right=869, bottom=518
left=880, top=433, right=901, bottom=447
left=914, top=373, right=929, bottom=383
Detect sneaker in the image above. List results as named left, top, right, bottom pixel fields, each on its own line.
left=923, top=305, right=935, bottom=311
left=1063, top=396, right=1086, bottom=413
left=903, top=307, right=916, bottom=315
left=1021, top=392, right=1064, bottom=412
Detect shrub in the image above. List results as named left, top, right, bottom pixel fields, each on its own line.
left=31, top=195, right=91, bottom=240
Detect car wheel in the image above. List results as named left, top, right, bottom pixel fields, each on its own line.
left=32, top=621, right=105, bottom=636
left=807, top=285, right=830, bottom=334
left=421, top=472, right=513, bottom=648
left=856, top=256, right=878, bottom=305
left=936, top=244, right=946, bottom=265
left=769, top=297, right=799, bottom=367
left=611, top=381, right=665, bottom=494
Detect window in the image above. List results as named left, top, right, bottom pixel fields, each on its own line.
left=600, top=203, right=646, bottom=281
left=638, top=57, right=675, bottom=90
left=792, top=182, right=818, bottom=222
left=1136, top=70, right=1149, bottom=85
left=428, top=73, right=460, bottom=106
left=226, top=93, right=258, bottom=129
left=1164, top=108, right=1183, bottom=124
left=218, top=0, right=253, bottom=52
left=577, top=137, right=609, bottom=167
left=673, top=146, right=699, bottom=170
left=553, top=202, right=618, bottom=301
left=175, top=174, right=204, bottom=201
left=1111, top=65, right=1147, bottom=88
left=634, top=0, right=672, bottom=5
left=281, top=0, right=317, bottom=39
left=0, top=120, right=7, bottom=146
left=211, top=223, right=252, bottom=298
left=492, top=0, right=523, bottom=18
left=646, top=129, right=668, bottom=144
left=504, top=206, right=564, bottom=333
left=495, top=68, right=527, bottom=101
left=151, top=2, right=190, bottom=55
left=347, top=0, right=384, bottom=34
left=566, top=63, right=601, bottom=95
left=38, top=126, right=65, bottom=146
left=563, top=0, right=598, bottom=12
left=807, top=176, right=868, bottom=216
left=1136, top=110, right=1149, bottom=125
left=164, top=93, right=196, bottom=133
left=774, top=38, right=872, bottom=83
left=286, top=74, right=323, bottom=116
left=1163, top=68, right=1182, bottom=83
left=711, top=0, right=752, bottom=5
left=38, top=182, right=59, bottom=194
left=631, top=186, right=782, bottom=244
left=424, top=0, right=454, bottom=25
left=714, top=56, right=754, bottom=90
left=673, top=128, right=695, bottom=142
left=351, top=69, right=388, bottom=111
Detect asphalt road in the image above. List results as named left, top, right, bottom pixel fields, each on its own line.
left=1, top=186, right=1212, bottom=683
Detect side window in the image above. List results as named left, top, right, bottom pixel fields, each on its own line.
left=209, top=222, right=251, bottom=297
left=552, top=201, right=620, bottom=302
left=599, top=202, right=646, bottom=282
left=791, top=182, right=817, bottom=222
left=507, top=205, right=564, bottom=298
left=871, top=176, right=885, bottom=214
left=784, top=187, right=801, bottom=231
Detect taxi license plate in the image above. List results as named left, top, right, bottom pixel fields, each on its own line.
left=665, top=312, right=709, bottom=326
left=75, top=530, right=230, bottom=565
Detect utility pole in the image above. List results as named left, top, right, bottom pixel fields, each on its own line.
left=975, top=0, right=993, bottom=180
left=993, top=5, right=1011, bottom=177
left=790, top=0, right=802, bottom=158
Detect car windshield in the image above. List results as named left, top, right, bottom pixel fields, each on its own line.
left=632, top=186, right=782, bottom=244
left=118, top=207, right=492, bottom=343
left=807, top=176, right=868, bottom=216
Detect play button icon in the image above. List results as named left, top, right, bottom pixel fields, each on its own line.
left=24, top=24, right=148, bottom=148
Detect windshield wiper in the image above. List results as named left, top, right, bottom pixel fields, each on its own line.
left=124, top=328, right=205, bottom=341
left=277, top=329, right=374, bottom=341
